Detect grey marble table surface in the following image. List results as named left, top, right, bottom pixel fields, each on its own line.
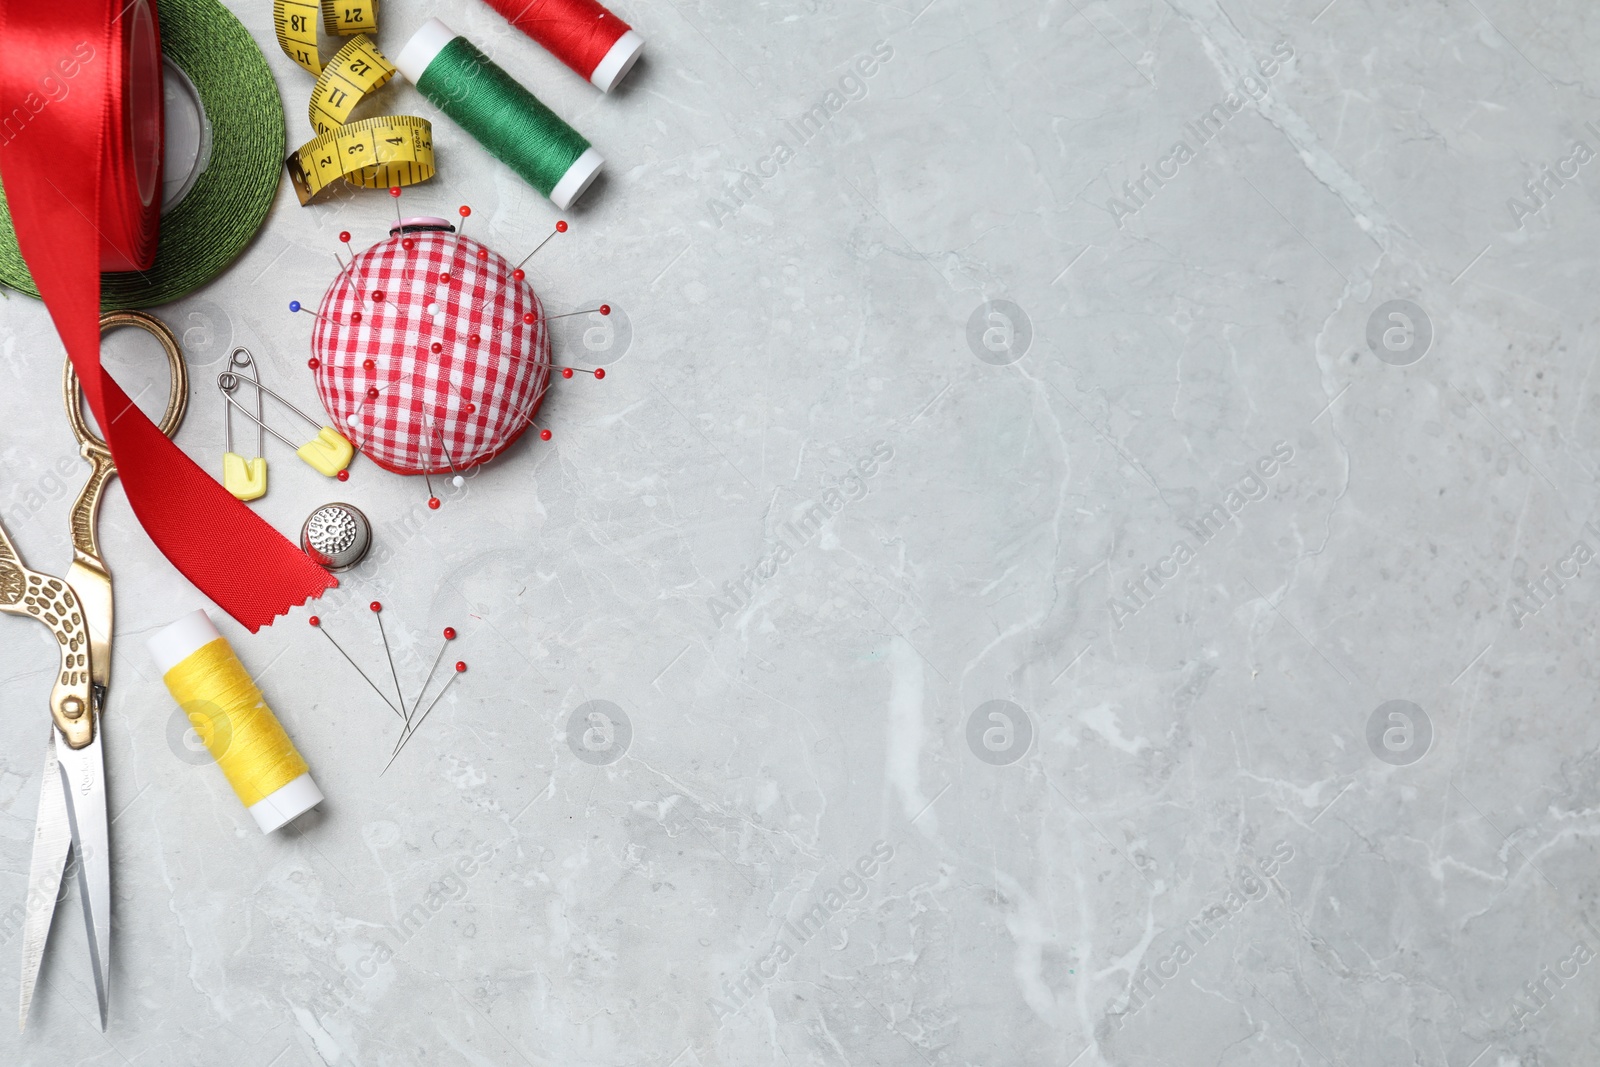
left=1, top=0, right=1596, bottom=1063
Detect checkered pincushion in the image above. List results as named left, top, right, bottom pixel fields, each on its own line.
left=311, top=228, right=551, bottom=474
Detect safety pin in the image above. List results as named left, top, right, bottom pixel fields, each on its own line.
left=217, top=360, right=354, bottom=478
left=221, top=349, right=267, bottom=500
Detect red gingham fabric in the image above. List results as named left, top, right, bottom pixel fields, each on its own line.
left=311, top=228, right=551, bottom=475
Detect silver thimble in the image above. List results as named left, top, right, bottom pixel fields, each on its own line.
left=301, top=503, right=372, bottom=571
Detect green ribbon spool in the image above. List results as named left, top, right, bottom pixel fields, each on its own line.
left=0, top=0, right=285, bottom=310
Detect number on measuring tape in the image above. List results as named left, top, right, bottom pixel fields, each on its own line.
left=306, top=35, right=398, bottom=135
left=287, top=116, right=436, bottom=205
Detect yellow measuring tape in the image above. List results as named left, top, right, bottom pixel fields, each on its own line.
left=273, top=0, right=435, bottom=204
left=320, top=0, right=379, bottom=41
left=309, top=35, right=395, bottom=134
left=273, top=0, right=378, bottom=76
left=286, top=116, right=435, bottom=203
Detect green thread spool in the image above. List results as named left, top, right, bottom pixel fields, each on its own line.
left=396, top=19, right=604, bottom=209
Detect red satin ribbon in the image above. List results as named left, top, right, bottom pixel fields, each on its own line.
left=0, top=0, right=335, bottom=631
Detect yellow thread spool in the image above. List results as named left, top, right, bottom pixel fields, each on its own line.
left=148, top=610, right=324, bottom=832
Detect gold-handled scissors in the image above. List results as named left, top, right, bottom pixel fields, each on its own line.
left=5, top=311, right=187, bottom=1032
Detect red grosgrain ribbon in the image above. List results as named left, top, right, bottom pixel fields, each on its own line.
left=0, top=0, right=335, bottom=631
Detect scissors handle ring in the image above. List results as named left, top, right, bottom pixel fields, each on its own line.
left=63, top=311, right=191, bottom=454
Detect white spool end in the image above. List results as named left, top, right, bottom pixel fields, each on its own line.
left=147, top=608, right=221, bottom=673
left=395, top=17, right=457, bottom=83
left=248, top=773, right=325, bottom=834
left=589, top=30, right=644, bottom=92
left=551, top=147, right=603, bottom=209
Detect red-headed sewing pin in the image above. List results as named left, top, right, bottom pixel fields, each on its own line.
left=369, top=600, right=406, bottom=717
left=543, top=304, right=610, bottom=321
left=310, top=613, right=403, bottom=719
left=512, top=220, right=567, bottom=281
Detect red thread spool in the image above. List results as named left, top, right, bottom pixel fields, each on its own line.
left=478, top=0, right=644, bottom=92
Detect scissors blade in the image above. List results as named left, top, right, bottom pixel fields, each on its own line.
left=54, top=725, right=109, bottom=1031
left=18, top=730, right=71, bottom=1032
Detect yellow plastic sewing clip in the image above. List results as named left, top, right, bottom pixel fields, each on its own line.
left=218, top=349, right=354, bottom=480
left=221, top=349, right=268, bottom=500
left=223, top=453, right=269, bottom=499
left=297, top=426, right=355, bottom=477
